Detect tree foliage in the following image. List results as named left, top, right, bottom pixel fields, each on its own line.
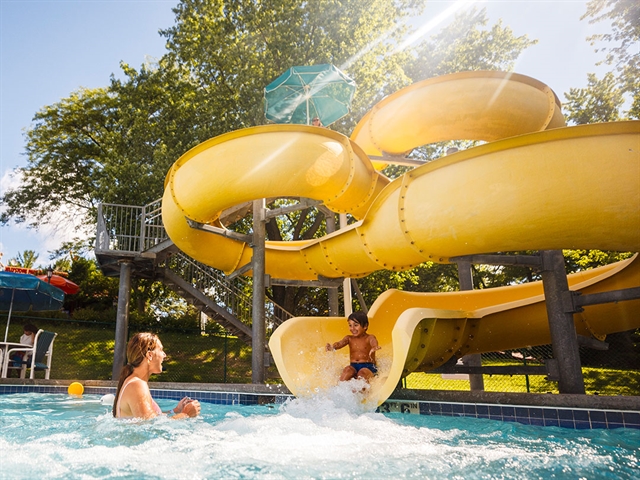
left=563, top=249, right=635, bottom=272
left=0, top=62, right=207, bottom=230
left=580, top=0, right=639, bottom=119
left=48, top=240, right=119, bottom=313
left=160, top=0, right=423, bottom=134
left=9, top=249, right=39, bottom=269
left=406, top=8, right=537, bottom=81
left=564, top=72, right=625, bottom=124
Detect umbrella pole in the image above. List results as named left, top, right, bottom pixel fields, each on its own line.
left=3, top=288, right=15, bottom=342
left=306, top=97, right=310, bottom=125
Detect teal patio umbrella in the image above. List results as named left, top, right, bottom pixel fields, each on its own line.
left=264, top=64, right=357, bottom=126
left=0, top=272, right=65, bottom=342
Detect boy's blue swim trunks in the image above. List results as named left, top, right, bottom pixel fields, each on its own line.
left=351, top=362, right=378, bottom=375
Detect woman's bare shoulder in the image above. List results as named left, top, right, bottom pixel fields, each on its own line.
left=123, top=377, right=149, bottom=395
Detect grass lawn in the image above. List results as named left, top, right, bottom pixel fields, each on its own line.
left=4, top=318, right=637, bottom=395
left=2, top=318, right=281, bottom=384
left=405, top=367, right=640, bottom=396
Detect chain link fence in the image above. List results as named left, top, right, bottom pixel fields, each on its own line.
left=3, top=315, right=638, bottom=396
left=1, top=315, right=279, bottom=384
left=405, top=328, right=640, bottom=395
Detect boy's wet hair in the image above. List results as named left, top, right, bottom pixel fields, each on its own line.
left=348, top=311, right=369, bottom=328
left=23, top=324, right=38, bottom=335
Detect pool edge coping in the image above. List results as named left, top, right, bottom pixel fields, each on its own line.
left=1, top=380, right=638, bottom=430
left=1, top=378, right=638, bottom=409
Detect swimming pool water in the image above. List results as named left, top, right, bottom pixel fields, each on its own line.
left=1, top=391, right=638, bottom=479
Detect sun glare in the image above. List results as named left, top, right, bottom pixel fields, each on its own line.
left=340, top=0, right=481, bottom=72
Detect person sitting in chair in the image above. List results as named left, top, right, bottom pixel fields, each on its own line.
left=8, top=324, right=38, bottom=375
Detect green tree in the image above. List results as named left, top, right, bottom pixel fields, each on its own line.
left=563, top=249, right=634, bottom=272
left=9, top=250, right=39, bottom=269
left=564, top=72, right=625, bottom=124
left=0, top=62, right=202, bottom=230
left=406, top=8, right=537, bottom=81
left=49, top=240, right=118, bottom=314
left=1, top=87, right=115, bottom=229
left=66, top=256, right=119, bottom=314
left=582, top=0, right=639, bottom=118
left=160, top=0, right=423, bottom=135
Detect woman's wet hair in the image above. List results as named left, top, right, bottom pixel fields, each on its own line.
left=348, top=311, right=369, bottom=328
left=112, top=332, right=160, bottom=417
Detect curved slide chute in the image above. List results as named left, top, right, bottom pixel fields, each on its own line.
left=351, top=71, right=565, bottom=166
left=270, top=255, right=640, bottom=405
left=162, top=71, right=640, bottom=404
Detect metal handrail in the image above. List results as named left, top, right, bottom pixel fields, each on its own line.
left=96, top=203, right=144, bottom=253
left=165, top=252, right=292, bottom=329
left=142, top=198, right=169, bottom=251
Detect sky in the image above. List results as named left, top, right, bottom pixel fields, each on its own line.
left=0, top=0, right=612, bottom=267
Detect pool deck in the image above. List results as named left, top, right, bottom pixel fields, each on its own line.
left=1, top=378, right=639, bottom=430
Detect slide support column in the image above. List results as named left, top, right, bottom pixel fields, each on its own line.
left=326, top=214, right=340, bottom=316
left=112, top=260, right=132, bottom=380
left=540, top=250, right=585, bottom=394
left=252, top=199, right=266, bottom=384
left=457, top=260, right=484, bottom=391
left=340, top=213, right=353, bottom=316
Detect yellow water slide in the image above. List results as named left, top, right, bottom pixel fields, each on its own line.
left=269, top=255, right=640, bottom=404
left=162, top=71, right=640, bottom=402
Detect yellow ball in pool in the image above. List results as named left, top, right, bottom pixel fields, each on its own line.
left=68, top=382, right=84, bottom=395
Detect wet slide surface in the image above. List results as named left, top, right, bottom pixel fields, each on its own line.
left=162, top=71, right=640, bottom=404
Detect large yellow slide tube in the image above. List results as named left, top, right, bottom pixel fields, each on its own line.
left=164, top=73, right=638, bottom=279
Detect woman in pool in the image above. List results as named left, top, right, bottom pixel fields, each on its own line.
left=113, top=332, right=200, bottom=419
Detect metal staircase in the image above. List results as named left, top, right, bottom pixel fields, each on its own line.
left=95, top=199, right=293, bottom=344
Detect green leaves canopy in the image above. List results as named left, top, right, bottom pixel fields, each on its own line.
left=573, top=0, right=640, bottom=121
left=2, top=0, right=423, bottom=228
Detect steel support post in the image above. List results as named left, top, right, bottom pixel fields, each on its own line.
left=112, top=260, right=132, bottom=380
left=351, top=279, right=369, bottom=314
left=457, top=260, right=485, bottom=391
left=325, top=213, right=340, bottom=316
left=252, top=199, right=266, bottom=384
left=340, top=213, right=353, bottom=316
left=540, top=250, right=585, bottom=394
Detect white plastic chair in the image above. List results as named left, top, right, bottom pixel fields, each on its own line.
left=2, top=329, right=58, bottom=379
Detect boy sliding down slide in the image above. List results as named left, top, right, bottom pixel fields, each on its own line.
left=326, top=311, right=381, bottom=383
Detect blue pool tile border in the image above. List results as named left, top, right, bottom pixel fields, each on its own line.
left=0, top=384, right=292, bottom=407
left=1, top=384, right=638, bottom=430
left=394, top=399, right=640, bottom=430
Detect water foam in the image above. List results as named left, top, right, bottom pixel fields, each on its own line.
left=1, top=393, right=638, bottom=479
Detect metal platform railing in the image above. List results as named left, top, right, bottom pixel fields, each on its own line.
left=96, top=199, right=170, bottom=254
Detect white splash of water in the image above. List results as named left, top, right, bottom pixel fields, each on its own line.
left=1, top=393, right=638, bottom=479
